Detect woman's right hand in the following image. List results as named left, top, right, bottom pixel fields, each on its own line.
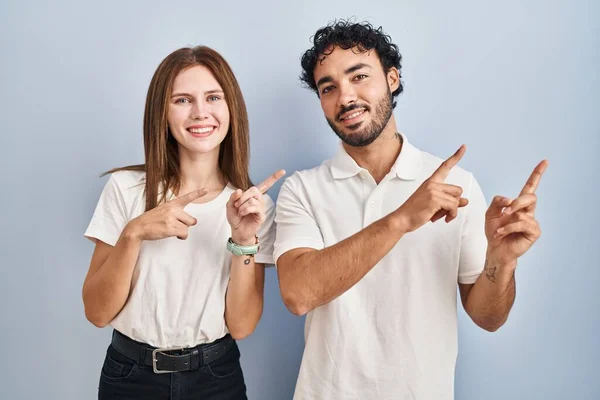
left=125, top=188, right=208, bottom=241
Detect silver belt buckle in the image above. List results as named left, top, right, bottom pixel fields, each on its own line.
left=152, top=347, right=186, bottom=374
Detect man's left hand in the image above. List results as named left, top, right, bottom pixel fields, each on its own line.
left=485, top=160, right=549, bottom=265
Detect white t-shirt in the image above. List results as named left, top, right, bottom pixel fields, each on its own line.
left=274, top=134, right=488, bottom=400
left=84, top=170, right=276, bottom=348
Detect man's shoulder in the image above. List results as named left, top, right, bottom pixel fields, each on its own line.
left=282, top=159, right=334, bottom=190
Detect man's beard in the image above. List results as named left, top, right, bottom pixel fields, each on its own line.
left=326, top=88, right=393, bottom=147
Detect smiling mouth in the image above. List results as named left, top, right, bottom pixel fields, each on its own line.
left=187, top=126, right=216, bottom=137
left=340, top=110, right=364, bottom=120
left=338, top=108, right=367, bottom=125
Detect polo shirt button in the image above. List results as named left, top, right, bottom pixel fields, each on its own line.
left=370, top=201, right=375, bottom=208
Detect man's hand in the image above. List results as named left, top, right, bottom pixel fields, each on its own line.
left=485, top=160, right=549, bottom=265
left=394, top=145, right=469, bottom=233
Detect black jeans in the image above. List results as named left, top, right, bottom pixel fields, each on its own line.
left=98, top=334, right=247, bottom=400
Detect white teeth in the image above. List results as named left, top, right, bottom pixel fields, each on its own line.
left=189, top=127, right=214, bottom=133
left=342, top=110, right=364, bottom=120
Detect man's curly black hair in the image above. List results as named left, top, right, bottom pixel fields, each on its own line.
left=300, top=20, right=403, bottom=107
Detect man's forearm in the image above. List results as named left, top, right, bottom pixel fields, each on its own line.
left=465, top=255, right=517, bottom=332
left=278, top=212, right=407, bottom=315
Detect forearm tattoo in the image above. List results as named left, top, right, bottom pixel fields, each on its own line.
left=484, top=259, right=497, bottom=283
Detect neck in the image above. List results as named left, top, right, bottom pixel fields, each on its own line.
left=343, top=118, right=402, bottom=183
left=177, top=146, right=226, bottom=195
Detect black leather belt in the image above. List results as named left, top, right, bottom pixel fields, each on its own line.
left=111, top=330, right=234, bottom=374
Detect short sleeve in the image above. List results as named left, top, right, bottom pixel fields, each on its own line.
left=254, top=194, right=276, bottom=266
left=84, top=174, right=129, bottom=246
left=458, top=173, right=488, bottom=284
left=273, top=175, right=325, bottom=265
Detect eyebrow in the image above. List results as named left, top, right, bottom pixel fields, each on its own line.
left=171, top=89, right=224, bottom=98
left=316, top=63, right=372, bottom=88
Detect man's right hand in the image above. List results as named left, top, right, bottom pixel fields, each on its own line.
left=394, top=145, right=468, bottom=233
left=125, top=188, right=209, bottom=241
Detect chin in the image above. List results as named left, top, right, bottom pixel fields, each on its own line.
left=178, top=140, right=221, bottom=156
left=339, top=119, right=366, bottom=132
left=340, top=128, right=368, bottom=140
left=193, top=144, right=221, bottom=154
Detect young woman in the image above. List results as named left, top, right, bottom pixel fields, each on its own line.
left=83, top=46, right=284, bottom=399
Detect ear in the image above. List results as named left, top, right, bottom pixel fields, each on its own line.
left=387, top=67, right=400, bottom=93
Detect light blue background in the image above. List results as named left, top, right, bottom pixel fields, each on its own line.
left=0, top=0, right=598, bottom=399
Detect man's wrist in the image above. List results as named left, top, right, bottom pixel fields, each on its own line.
left=484, top=249, right=518, bottom=285
left=387, top=210, right=410, bottom=237
left=486, top=248, right=518, bottom=271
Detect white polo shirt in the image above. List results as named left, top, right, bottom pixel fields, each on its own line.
left=274, top=134, right=487, bottom=400
left=84, top=170, right=276, bottom=348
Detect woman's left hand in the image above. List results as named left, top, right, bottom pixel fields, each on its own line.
left=226, top=169, right=286, bottom=245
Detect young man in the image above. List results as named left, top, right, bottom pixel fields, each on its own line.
left=274, top=21, right=548, bottom=399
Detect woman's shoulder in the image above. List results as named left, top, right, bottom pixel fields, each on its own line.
left=108, top=169, right=145, bottom=185
left=105, top=170, right=146, bottom=200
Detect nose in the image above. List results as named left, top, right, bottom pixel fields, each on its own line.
left=190, top=100, right=209, bottom=120
left=337, top=82, right=357, bottom=108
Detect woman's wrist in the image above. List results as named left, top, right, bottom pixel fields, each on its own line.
left=230, top=233, right=257, bottom=246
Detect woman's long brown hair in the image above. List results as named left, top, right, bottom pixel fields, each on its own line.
left=104, top=46, right=252, bottom=211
